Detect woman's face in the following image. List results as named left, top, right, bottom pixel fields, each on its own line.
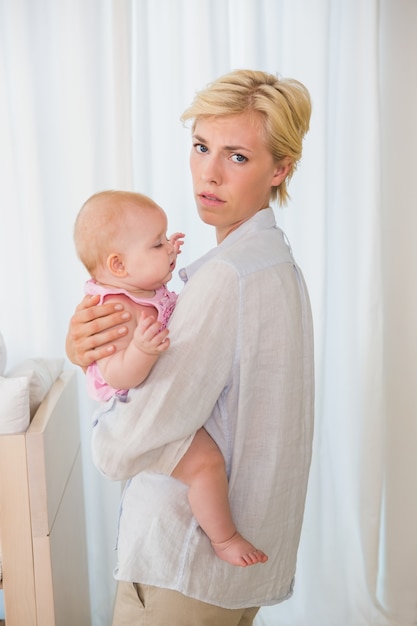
left=189, top=111, right=290, bottom=243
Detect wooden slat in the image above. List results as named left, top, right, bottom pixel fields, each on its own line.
left=32, top=536, right=55, bottom=626
left=26, top=372, right=79, bottom=537
left=0, top=434, right=37, bottom=625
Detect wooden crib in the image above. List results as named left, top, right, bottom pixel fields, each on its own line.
left=0, top=371, right=91, bottom=625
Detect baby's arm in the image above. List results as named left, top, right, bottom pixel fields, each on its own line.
left=96, top=299, right=169, bottom=390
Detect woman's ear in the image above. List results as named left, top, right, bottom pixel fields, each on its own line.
left=107, top=253, right=127, bottom=277
left=271, top=156, right=293, bottom=186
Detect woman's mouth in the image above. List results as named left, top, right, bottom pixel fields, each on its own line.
left=199, top=192, right=224, bottom=207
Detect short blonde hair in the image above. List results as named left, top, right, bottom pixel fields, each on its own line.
left=74, top=190, right=157, bottom=277
left=181, top=69, right=311, bottom=205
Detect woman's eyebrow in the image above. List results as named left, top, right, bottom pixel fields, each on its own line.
left=192, top=133, right=252, bottom=152
left=192, top=133, right=206, bottom=143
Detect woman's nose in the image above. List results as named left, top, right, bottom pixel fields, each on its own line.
left=201, top=155, right=221, bottom=184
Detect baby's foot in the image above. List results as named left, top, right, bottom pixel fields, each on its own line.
left=211, top=531, right=268, bottom=567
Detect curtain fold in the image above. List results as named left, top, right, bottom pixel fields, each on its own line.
left=1, top=1, right=416, bottom=625
left=378, top=0, right=417, bottom=622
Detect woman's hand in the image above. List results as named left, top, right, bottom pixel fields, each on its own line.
left=65, top=295, right=131, bottom=369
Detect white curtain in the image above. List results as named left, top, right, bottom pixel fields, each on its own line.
left=1, top=1, right=416, bottom=625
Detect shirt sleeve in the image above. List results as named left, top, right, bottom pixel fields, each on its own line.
left=91, top=261, right=239, bottom=481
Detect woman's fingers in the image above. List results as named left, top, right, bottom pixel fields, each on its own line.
left=66, top=296, right=131, bottom=367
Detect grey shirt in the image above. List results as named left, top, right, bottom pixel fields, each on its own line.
left=91, top=207, right=315, bottom=609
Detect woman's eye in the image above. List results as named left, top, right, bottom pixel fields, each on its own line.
left=231, top=153, right=247, bottom=163
left=195, top=143, right=208, bottom=154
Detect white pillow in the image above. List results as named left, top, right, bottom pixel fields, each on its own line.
left=8, top=358, right=64, bottom=418
left=0, top=332, right=6, bottom=376
left=0, top=375, right=30, bottom=434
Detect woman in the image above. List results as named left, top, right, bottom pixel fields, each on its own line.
left=67, top=69, right=315, bottom=626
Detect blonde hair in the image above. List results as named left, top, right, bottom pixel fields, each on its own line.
left=181, top=69, right=311, bottom=205
left=74, top=190, right=157, bottom=277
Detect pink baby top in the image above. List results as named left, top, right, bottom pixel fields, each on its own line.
left=85, top=279, right=177, bottom=402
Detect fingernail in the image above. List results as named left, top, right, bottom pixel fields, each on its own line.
left=121, top=312, right=130, bottom=319
left=114, top=304, right=123, bottom=310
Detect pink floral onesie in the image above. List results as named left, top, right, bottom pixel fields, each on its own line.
left=84, top=279, right=177, bottom=402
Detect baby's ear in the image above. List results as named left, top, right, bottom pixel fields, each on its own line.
left=107, top=253, right=127, bottom=277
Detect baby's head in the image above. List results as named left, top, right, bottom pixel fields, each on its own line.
left=74, top=190, right=173, bottom=291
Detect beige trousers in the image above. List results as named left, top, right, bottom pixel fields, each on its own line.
left=112, top=581, right=260, bottom=626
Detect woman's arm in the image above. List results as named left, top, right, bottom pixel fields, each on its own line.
left=65, top=294, right=131, bottom=369
left=91, top=263, right=239, bottom=481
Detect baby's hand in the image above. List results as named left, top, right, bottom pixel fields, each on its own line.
left=133, top=313, right=170, bottom=356
left=169, top=232, right=185, bottom=255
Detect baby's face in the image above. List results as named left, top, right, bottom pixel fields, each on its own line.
left=118, top=205, right=176, bottom=293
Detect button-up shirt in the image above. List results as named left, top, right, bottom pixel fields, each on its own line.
left=91, top=207, right=314, bottom=609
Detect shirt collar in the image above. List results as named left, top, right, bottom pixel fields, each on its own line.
left=178, top=207, right=277, bottom=284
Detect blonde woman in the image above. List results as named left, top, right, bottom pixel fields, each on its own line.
left=67, top=69, right=314, bottom=626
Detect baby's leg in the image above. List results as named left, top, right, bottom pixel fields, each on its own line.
left=171, top=428, right=268, bottom=567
